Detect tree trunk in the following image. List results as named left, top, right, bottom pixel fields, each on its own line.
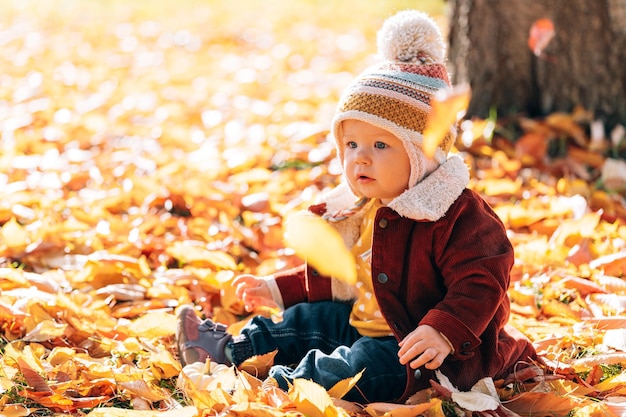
left=447, top=0, right=626, bottom=131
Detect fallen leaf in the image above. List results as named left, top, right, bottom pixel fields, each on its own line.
left=289, top=378, right=337, bottom=417
left=327, top=369, right=363, bottom=399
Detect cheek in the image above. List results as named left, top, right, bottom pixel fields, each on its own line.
left=342, top=150, right=355, bottom=166
left=393, top=154, right=412, bottom=185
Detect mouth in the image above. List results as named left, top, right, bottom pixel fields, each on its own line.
left=355, top=174, right=373, bottom=183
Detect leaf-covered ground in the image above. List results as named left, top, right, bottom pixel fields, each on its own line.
left=1, top=1, right=626, bottom=416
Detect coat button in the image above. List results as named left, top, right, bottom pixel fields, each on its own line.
left=377, top=273, right=388, bottom=283
left=378, top=218, right=388, bottom=228
left=413, top=368, right=421, bottom=379
left=461, top=341, right=471, bottom=349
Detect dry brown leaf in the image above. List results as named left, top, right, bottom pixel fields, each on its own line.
left=16, top=357, right=52, bottom=393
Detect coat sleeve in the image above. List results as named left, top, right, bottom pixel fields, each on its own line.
left=272, top=263, right=334, bottom=307
left=419, top=190, right=514, bottom=360
left=273, top=263, right=356, bottom=308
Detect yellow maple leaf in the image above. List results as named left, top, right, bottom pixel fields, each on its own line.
left=327, top=369, right=364, bottom=399
left=289, top=378, right=345, bottom=417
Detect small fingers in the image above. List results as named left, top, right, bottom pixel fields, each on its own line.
left=404, top=346, right=448, bottom=370
left=234, top=275, right=258, bottom=298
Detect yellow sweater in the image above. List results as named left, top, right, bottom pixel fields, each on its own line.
left=349, top=199, right=393, bottom=337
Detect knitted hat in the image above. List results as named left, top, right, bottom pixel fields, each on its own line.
left=332, top=10, right=456, bottom=188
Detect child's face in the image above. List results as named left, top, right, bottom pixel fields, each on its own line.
left=341, top=120, right=411, bottom=205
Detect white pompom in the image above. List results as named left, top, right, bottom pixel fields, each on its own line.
left=376, top=10, right=446, bottom=64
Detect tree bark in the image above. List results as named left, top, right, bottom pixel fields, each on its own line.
left=447, top=0, right=626, bottom=130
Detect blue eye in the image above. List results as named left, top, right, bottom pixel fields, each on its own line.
left=375, top=142, right=387, bottom=149
left=346, top=141, right=357, bottom=148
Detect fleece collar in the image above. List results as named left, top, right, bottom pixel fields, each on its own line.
left=387, top=154, right=469, bottom=221
left=321, top=154, right=469, bottom=222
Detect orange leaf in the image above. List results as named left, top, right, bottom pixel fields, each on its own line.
left=27, top=392, right=109, bottom=413
left=590, top=251, right=626, bottom=277
left=515, top=132, right=548, bottom=165
left=528, top=18, right=555, bottom=57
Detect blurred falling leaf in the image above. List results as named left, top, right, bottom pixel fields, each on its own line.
left=283, top=214, right=356, bottom=284
left=528, top=18, right=555, bottom=57
left=422, top=83, right=471, bottom=159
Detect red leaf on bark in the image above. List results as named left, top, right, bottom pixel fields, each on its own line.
left=528, top=18, right=555, bottom=57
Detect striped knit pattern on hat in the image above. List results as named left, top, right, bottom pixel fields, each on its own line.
left=332, top=10, right=457, bottom=190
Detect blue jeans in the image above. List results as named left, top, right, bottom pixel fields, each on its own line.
left=229, top=301, right=407, bottom=403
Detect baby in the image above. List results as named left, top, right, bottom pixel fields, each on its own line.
left=177, top=9, right=537, bottom=403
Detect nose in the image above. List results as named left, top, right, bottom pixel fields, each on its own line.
left=353, top=147, right=371, bottom=164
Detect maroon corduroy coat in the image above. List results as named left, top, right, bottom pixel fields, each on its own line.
left=271, top=157, right=537, bottom=401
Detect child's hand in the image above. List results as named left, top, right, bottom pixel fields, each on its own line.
left=233, top=274, right=278, bottom=312
left=397, top=325, right=452, bottom=370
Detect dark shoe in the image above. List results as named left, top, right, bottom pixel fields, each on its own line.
left=176, top=305, right=232, bottom=367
